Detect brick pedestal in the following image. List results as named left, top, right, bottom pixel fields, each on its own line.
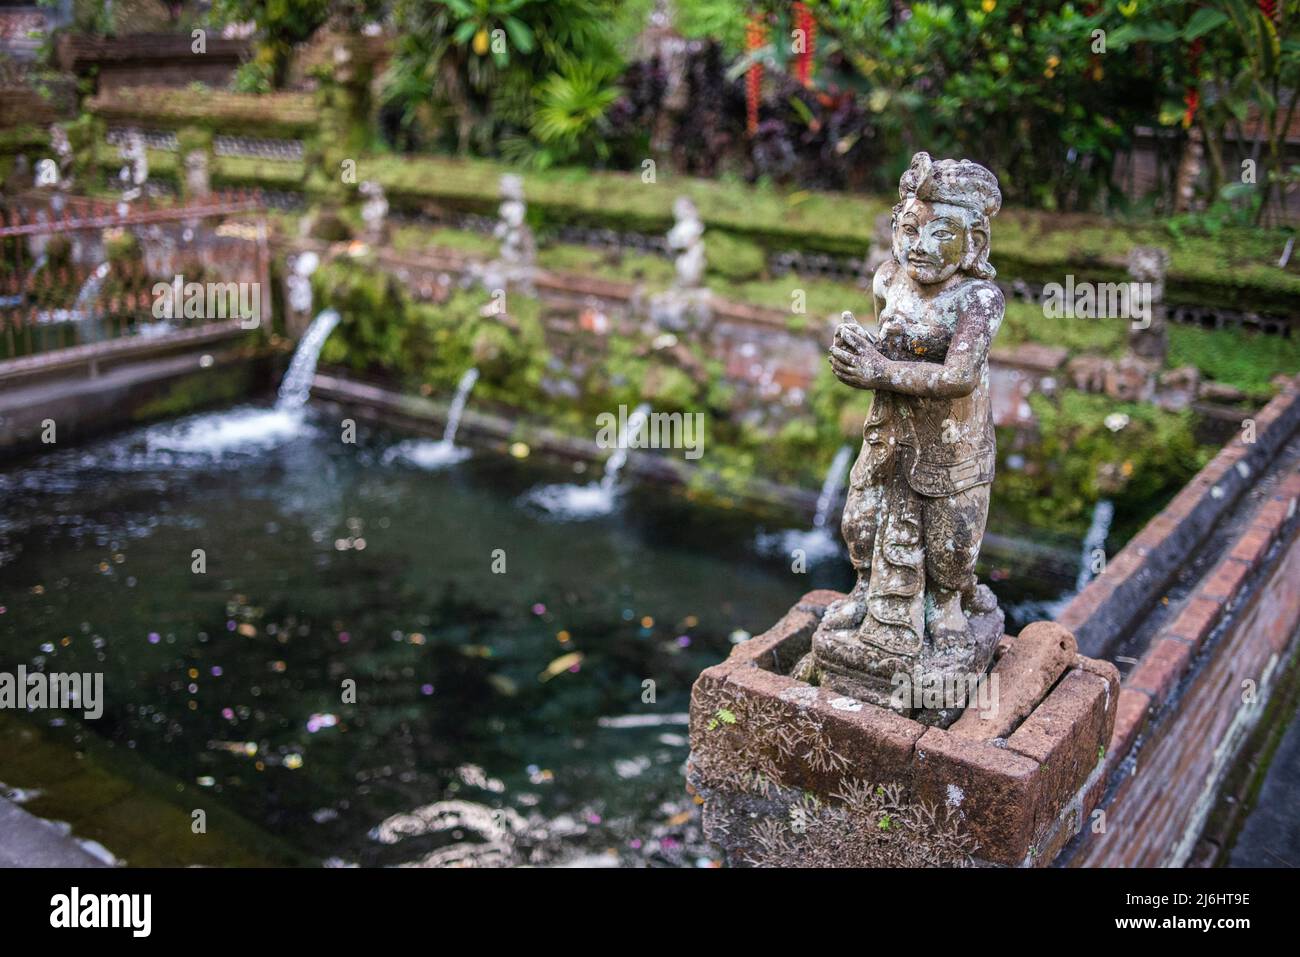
left=687, top=590, right=1119, bottom=867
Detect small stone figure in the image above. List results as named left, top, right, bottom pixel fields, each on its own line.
left=49, top=125, right=74, bottom=185
left=650, top=195, right=712, bottom=331
left=668, top=196, right=706, bottom=289
left=118, top=130, right=148, bottom=203
left=359, top=180, right=389, bottom=244
left=285, top=251, right=320, bottom=337
left=476, top=174, right=537, bottom=295
left=1126, top=245, right=1169, bottom=365
left=495, top=174, right=535, bottom=269
left=793, top=151, right=1006, bottom=725
left=184, top=149, right=211, bottom=201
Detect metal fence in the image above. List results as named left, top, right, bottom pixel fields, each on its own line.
left=0, top=191, right=272, bottom=361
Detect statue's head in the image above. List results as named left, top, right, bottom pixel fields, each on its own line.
left=500, top=174, right=525, bottom=202
left=892, top=152, right=1001, bottom=284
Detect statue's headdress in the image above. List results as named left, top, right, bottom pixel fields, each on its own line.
left=894, top=152, right=1001, bottom=279
left=898, top=152, right=1001, bottom=218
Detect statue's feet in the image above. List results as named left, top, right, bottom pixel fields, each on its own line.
left=962, top=582, right=998, bottom=616
left=819, top=578, right=871, bottom=632
left=926, top=590, right=970, bottom=653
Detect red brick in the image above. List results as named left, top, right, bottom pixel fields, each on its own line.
left=1099, top=547, right=1145, bottom=584
left=1126, top=637, right=1195, bottom=706
left=1196, top=453, right=1236, bottom=489
left=914, top=727, right=1042, bottom=866
left=720, top=605, right=818, bottom=673
left=1166, top=596, right=1223, bottom=650
left=1214, top=440, right=1248, bottom=468
left=1251, top=497, right=1291, bottom=539
left=795, top=589, right=844, bottom=614
left=1129, top=512, right=1180, bottom=553
left=1273, top=470, right=1300, bottom=508
left=1251, top=385, right=1299, bottom=435
left=1072, top=655, right=1122, bottom=741
left=1007, top=668, right=1112, bottom=838
left=1229, top=524, right=1274, bottom=571
left=1108, top=688, right=1152, bottom=763
left=1056, top=577, right=1112, bottom=633
left=1199, top=557, right=1252, bottom=605
left=723, top=665, right=925, bottom=793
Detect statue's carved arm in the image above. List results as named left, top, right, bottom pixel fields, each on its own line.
left=829, top=285, right=1002, bottom=400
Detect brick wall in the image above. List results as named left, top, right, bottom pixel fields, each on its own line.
left=1057, top=380, right=1300, bottom=866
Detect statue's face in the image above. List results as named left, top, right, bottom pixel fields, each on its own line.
left=895, top=199, right=968, bottom=285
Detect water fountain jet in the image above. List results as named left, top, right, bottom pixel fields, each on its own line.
left=383, top=368, right=481, bottom=470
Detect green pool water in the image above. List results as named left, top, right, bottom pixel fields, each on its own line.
left=0, top=403, right=1074, bottom=867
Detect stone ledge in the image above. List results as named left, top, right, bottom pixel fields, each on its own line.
left=1058, top=374, right=1300, bottom=658
left=0, top=797, right=111, bottom=869
left=689, top=590, right=1118, bottom=867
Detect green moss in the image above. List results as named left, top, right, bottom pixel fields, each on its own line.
left=89, top=86, right=316, bottom=139
left=705, top=231, right=767, bottom=282
left=131, top=363, right=257, bottom=422
left=1167, top=324, right=1300, bottom=399
left=997, top=299, right=1128, bottom=357
left=312, top=261, right=551, bottom=409
left=391, top=225, right=498, bottom=258
left=537, top=242, right=675, bottom=288
left=175, top=125, right=214, bottom=157
left=995, top=391, right=1214, bottom=536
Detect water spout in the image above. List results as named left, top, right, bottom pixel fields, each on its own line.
left=1073, top=498, right=1114, bottom=593
left=442, top=368, right=480, bottom=446
left=277, top=309, right=341, bottom=411
left=74, top=261, right=111, bottom=311
left=756, top=444, right=852, bottom=562
left=523, top=403, right=652, bottom=518
left=599, top=403, right=651, bottom=492
left=812, top=445, right=853, bottom=530
left=384, top=368, right=480, bottom=470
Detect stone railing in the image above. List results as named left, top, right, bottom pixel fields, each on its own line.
left=1055, top=375, right=1300, bottom=866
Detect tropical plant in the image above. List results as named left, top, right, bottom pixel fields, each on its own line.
left=525, top=64, right=622, bottom=167
left=383, top=0, right=631, bottom=158
left=210, top=0, right=334, bottom=87
left=1107, top=0, right=1299, bottom=225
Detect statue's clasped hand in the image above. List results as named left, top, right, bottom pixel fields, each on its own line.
left=829, top=312, right=887, bottom=390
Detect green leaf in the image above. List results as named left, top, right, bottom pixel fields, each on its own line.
left=452, top=20, right=477, bottom=45
left=1183, top=8, right=1228, bottom=41
left=788, top=96, right=815, bottom=126
left=503, top=16, right=535, bottom=55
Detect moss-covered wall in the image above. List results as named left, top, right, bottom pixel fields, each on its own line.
left=64, top=87, right=1300, bottom=318
left=309, top=255, right=1214, bottom=537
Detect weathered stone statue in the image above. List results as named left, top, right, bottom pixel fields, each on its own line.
left=793, top=152, right=1005, bottom=725
left=494, top=174, right=536, bottom=271
left=183, top=149, right=210, bottom=200
left=118, top=130, right=148, bottom=203
left=650, top=195, right=712, bottom=331
left=47, top=124, right=74, bottom=191
left=474, top=173, right=537, bottom=295
left=359, top=180, right=389, bottom=244
left=668, top=196, right=706, bottom=289
left=1125, top=245, right=1169, bottom=365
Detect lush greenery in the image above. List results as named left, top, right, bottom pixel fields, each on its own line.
left=997, top=391, right=1214, bottom=534
left=306, top=255, right=1215, bottom=532
left=381, top=0, right=647, bottom=166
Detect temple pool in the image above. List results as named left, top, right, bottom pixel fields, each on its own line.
left=0, top=403, right=1074, bottom=866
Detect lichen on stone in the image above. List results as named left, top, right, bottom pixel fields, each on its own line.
left=742, top=780, right=978, bottom=868
left=691, top=687, right=849, bottom=798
